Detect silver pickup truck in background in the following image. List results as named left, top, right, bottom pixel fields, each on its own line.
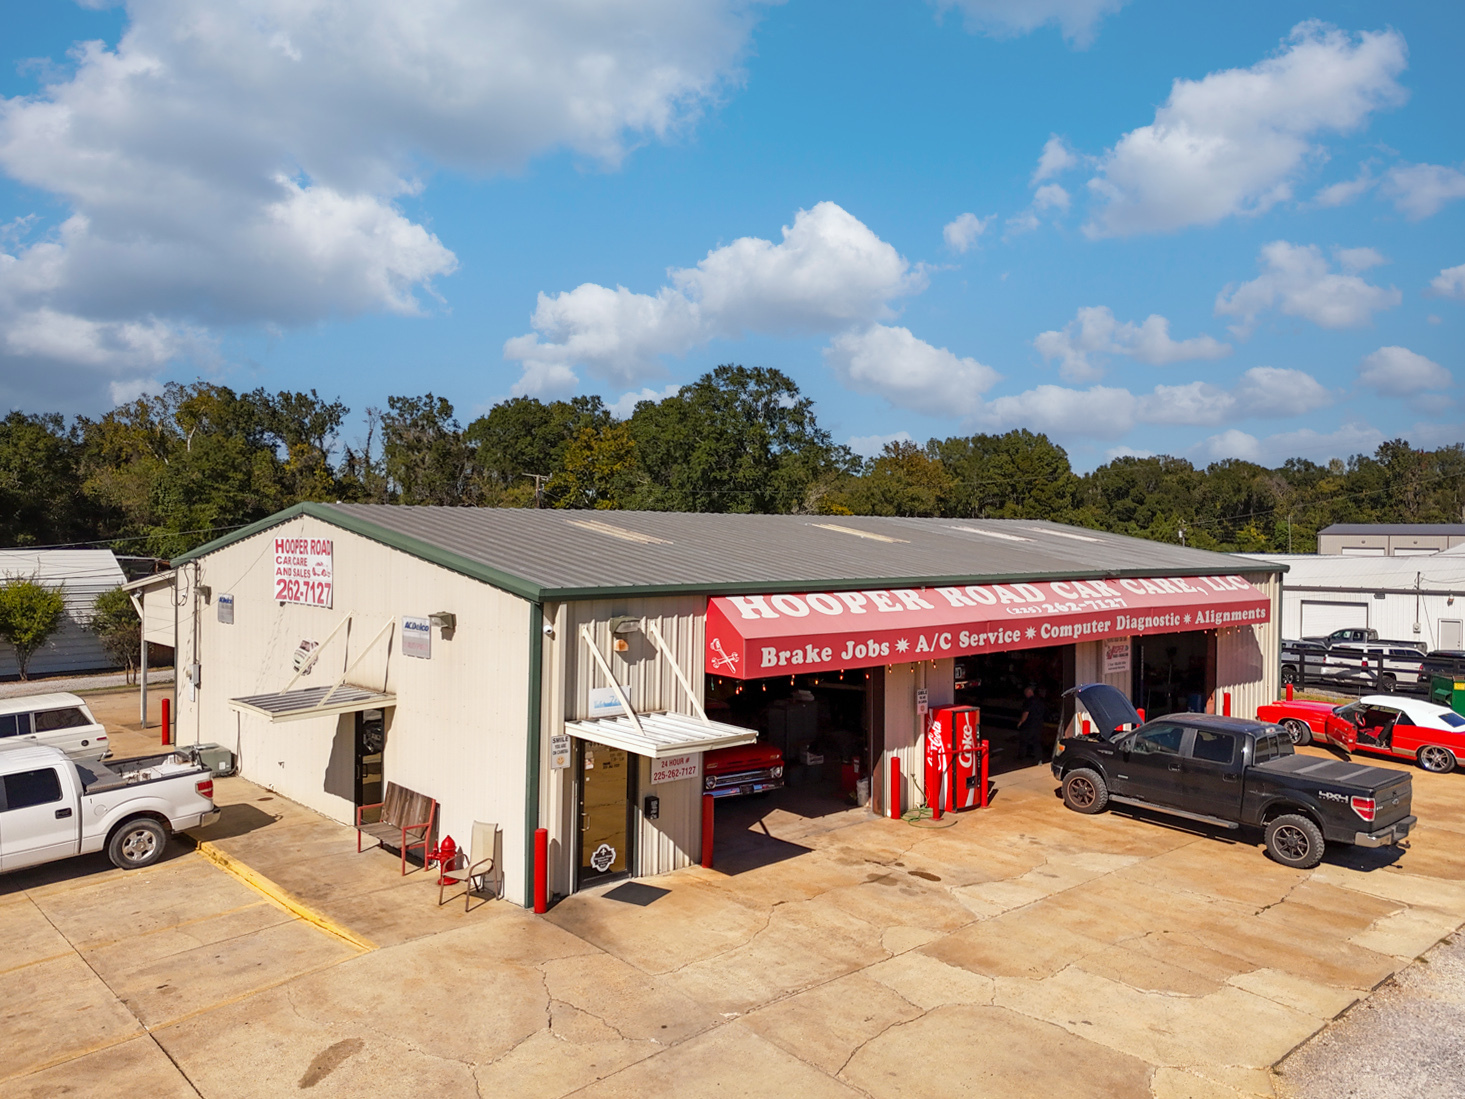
left=0, top=743, right=219, bottom=872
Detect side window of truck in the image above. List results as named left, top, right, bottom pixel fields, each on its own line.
left=1130, top=724, right=1185, bottom=756
left=33, top=708, right=89, bottom=732
left=0, top=713, right=31, bottom=737
left=1253, top=731, right=1295, bottom=763
left=3, top=768, right=63, bottom=811
left=1190, top=729, right=1236, bottom=765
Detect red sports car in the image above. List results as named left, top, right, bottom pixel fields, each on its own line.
left=1256, top=694, right=1465, bottom=774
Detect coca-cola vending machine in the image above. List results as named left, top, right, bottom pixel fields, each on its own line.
left=926, top=705, right=985, bottom=818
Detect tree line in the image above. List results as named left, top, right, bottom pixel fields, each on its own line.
left=3, top=364, right=1463, bottom=559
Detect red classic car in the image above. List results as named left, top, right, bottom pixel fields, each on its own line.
left=1256, top=694, right=1465, bottom=774
left=702, top=741, right=785, bottom=798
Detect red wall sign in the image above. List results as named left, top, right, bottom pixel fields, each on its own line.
left=705, top=575, right=1270, bottom=680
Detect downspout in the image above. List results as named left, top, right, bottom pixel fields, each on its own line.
left=523, top=602, right=544, bottom=909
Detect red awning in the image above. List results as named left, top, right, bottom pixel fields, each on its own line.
left=706, top=575, right=1270, bottom=680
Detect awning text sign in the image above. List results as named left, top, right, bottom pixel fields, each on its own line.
left=274, top=537, right=333, bottom=608
left=706, top=575, right=1270, bottom=680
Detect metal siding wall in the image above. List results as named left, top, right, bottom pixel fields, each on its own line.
left=1071, top=640, right=1131, bottom=733
left=1215, top=571, right=1280, bottom=720
left=549, top=595, right=708, bottom=885
left=880, top=659, right=951, bottom=813
left=0, top=551, right=126, bottom=677
left=1282, top=588, right=1460, bottom=650
left=175, top=516, right=533, bottom=905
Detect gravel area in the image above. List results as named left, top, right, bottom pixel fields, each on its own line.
left=1277, top=932, right=1465, bottom=1098
left=0, top=668, right=174, bottom=698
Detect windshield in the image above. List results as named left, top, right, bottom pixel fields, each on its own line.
left=1333, top=702, right=1364, bottom=719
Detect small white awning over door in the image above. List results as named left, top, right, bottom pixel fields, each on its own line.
left=229, top=685, right=396, bottom=723
left=564, top=712, right=757, bottom=758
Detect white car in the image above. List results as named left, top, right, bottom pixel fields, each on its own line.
left=0, top=692, right=110, bottom=761
left=1332, top=695, right=1465, bottom=773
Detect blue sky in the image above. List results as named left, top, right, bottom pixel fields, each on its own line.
left=1, top=0, right=1462, bottom=470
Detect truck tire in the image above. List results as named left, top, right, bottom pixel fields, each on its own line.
left=1062, top=768, right=1109, bottom=814
left=1418, top=745, right=1457, bottom=774
left=1281, top=665, right=1299, bottom=686
left=1281, top=719, right=1312, bottom=747
left=1379, top=674, right=1397, bottom=693
left=1264, top=814, right=1325, bottom=870
left=108, top=818, right=168, bottom=870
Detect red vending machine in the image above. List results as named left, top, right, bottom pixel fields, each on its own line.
left=927, top=706, right=986, bottom=818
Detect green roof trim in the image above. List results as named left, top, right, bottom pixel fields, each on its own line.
left=173, top=502, right=1284, bottom=604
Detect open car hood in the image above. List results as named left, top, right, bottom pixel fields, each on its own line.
left=1064, top=683, right=1143, bottom=740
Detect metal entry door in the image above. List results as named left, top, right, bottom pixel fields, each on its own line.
left=355, top=708, right=385, bottom=808
left=577, top=741, right=631, bottom=887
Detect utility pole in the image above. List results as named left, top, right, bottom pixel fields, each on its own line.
left=523, top=473, right=549, bottom=508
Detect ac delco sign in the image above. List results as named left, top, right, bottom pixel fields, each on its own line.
left=705, top=575, right=1269, bottom=679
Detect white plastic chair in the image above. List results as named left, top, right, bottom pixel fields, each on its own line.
left=438, top=821, right=498, bottom=910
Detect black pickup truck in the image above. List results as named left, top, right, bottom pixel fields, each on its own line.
left=1052, top=684, right=1415, bottom=869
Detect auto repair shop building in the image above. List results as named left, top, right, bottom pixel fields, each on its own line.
left=158, top=504, right=1284, bottom=907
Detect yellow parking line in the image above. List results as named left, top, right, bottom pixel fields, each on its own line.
left=190, top=840, right=376, bottom=953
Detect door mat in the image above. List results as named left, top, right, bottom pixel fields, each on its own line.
left=602, top=882, right=671, bottom=906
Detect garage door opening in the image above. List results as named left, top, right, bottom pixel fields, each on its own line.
left=1133, top=632, right=1212, bottom=719
left=954, top=646, right=1073, bottom=775
left=704, top=669, right=874, bottom=871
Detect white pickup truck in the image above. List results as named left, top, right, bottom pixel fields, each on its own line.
left=0, top=742, right=220, bottom=872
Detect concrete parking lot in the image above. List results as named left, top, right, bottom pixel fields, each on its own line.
left=4, top=688, right=1464, bottom=1097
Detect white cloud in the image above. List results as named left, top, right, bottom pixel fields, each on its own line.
left=848, top=431, right=914, bottom=458
left=1312, top=164, right=1377, bottom=207
left=506, top=203, right=922, bottom=395
left=1382, top=163, right=1465, bottom=220
left=1084, top=23, right=1407, bottom=238
left=1357, top=346, right=1452, bottom=394
left=933, top=0, right=1130, bottom=47
left=0, top=0, right=757, bottom=408
left=608, top=384, right=683, bottom=419
left=1430, top=264, right=1465, bottom=300
left=1032, top=135, right=1079, bottom=183
left=1202, top=422, right=1386, bottom=465
left=1215, top=241, right=1402, bottom=337
left=980, top=384, right=1136, bottom=437
left=824, top=325, right=1000, bottom=419
left=1033, top=184, right=1071, bottom=213
left=1335, top=246, right=1386, bottom=273
left=1133, top=367, right=1332, bottom=426
left=943, top=212, right=992, bottom=253
left=1106, top=445, right=1154, bottom=460
left=1034, top=305, right=1231, bottom=381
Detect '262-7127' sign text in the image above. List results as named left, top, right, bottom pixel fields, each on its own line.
left=274, top=537, right=333, bottom=608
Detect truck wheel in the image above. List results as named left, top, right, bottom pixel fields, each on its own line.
left=1264, top=814, right=1325, bottom=869
left=1418, top=745, right=1457, bottom=774
left=1062, top=768, right=1109, bottom=814
left=1282, top=719, right=1312, bottom=747
left=108, top=818, right=168, bottom=870
left=1281, top=665, right=1299, bottom=686
left=1380, top=674, right=1397, bottom=694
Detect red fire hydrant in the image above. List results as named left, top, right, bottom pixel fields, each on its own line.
left=429, top=835, right=457, bottom=882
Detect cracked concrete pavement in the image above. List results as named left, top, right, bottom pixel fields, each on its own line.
left=5, top=692, right=1465, bottom=1098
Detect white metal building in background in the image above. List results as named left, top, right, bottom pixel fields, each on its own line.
left=148, top=503, right=1283, bottom=908
left=1317, top=523, right=1465, bottom=557
left=0, top=550, right=126, bottom=679
left=1247, top=551, right=1465, bottom=650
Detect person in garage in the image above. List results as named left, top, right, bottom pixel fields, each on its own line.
left=1017, top=685, right=1047, bottom=761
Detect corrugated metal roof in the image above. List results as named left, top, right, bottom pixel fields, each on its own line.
left=1321, top=523, right=1465, bottom=535
left=175, top=502, right=1284, bottom=602
left=0, top=550, right=126, bottom=677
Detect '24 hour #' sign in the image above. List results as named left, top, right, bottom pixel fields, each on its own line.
left=273, top=537, right=333, bottom=608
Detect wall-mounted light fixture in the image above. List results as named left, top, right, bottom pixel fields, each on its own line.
left=196, top=585, right=212, bottom=603
left=429, top=611, right=457, bottom=639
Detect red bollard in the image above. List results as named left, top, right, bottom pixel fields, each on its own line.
left=1137, top=708, right=1146, bottom=723
left=1286, top=682, right=1294, bottom=701
left=978, top=742, right=989, bottom=809
left=1081, top=716, right=1091, bottom=736
left=161, top=697, right=171, bottom=747
left=889, top=755, right=901, bottom=820
left=1223, top=691, right=1232, bottom=717
left=701, top=794, right=715, bottom=869
left=533, top=828, right=548, bottom=913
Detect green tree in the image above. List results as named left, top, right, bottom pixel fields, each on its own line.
left=839, top=441, right=952, bottom=516
left=546, top=423, right=642, bottom=509
left=89, top=586, right=142, bottom=683
left=0, top=412, right=91, bottom=547
left=934, top=430, right=1079, bottom=519
left=0, top=576, right=66, bottom=680
left=628, top=365, right=853, bottom=512
left=380, top=394, right=476, bottom=505
left=465, top=396, right=611, bottom=504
